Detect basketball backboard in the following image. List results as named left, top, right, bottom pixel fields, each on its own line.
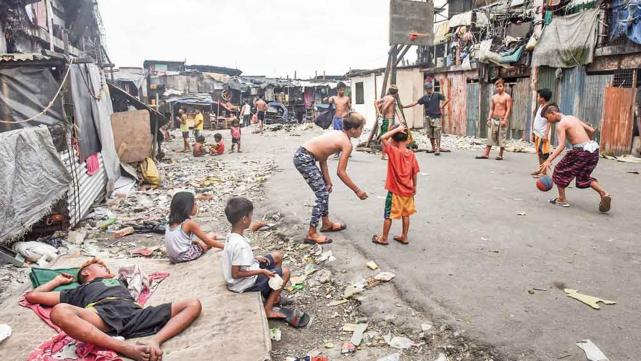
left=389, top=0, right=434, bottom=46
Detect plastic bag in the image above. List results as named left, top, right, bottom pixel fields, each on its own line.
left=314, top=105, right=335, bottom=129
left=140, top=157, right=161, bottom=188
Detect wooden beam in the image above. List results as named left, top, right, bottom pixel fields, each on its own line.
left=395, top=45, right=412, bottom=67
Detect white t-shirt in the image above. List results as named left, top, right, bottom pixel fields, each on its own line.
left=532, top=105, right=548, bottom=138
left=221, top=233, right=259, bottom=293
left=242, top=104, right=251, bottom=116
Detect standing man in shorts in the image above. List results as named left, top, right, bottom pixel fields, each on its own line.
left=530, top=88, right=553, bottom=177
left=179, top=108, right=190, bottom=153
left=194, top=108, right=204, bottom=139
left=476, top=78, right=512, bottom=160
left=375, top=85, right=399, bottom=160
left=327, top=82, right=352, bottom=131
left=240, top=101, right=252, bottom=127
left=539, top=103, right=611, bottom=212
left=254, top=96, right=268, bottom=133
left=403, top=82, right=449, bottom=155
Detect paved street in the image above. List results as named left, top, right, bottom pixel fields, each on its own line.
left=250, top=129, right=641, bottom=360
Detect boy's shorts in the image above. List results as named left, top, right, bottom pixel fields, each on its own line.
left=383, top=191, right=416, bottom=219
left=246, top=254, right=283, bottom=300
left=232, top=138, right=240, bottom=144
left=182, top=131, right=189, bottom=139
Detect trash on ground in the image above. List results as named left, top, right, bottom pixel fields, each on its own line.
left=111, top=226, right=135, bottom=239
left=389, top=336, right=414, bottom=349
left=270, top=327, right=282, bottom=341
left=516, top=211, right=527, bottom=216
left=564, top=289, right=616, bottom=310
left=377, top=353, right=400, bottom=361
left=343, top=283, right=365, bottom=299
left=421, top=323, right=433, bottom=332
left=269, top=274, right=285, bottom=290
left=328, top=299, right=349, bottom=307
left=366, top=261, right=379, bottom=270
left=434, top=353, right=448, bottom=361
left=350, top=323, right=368, bottom=346
left=340, top=342, right=356, bottom=354
left=576, top=339, right=609, bottom=361
left=374, top=272, right=395, bottom=282
left=12, top=241, right=57, bottom=265
left=0, top=324, right=11, bottom=343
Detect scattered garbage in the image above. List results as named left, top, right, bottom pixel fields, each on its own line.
left=421, top=323, right=433, bottom=332
left=343, top=283, right=365, bottom=299
left=314, top=269, right=332, bottom=284
left=350, top=323, right=368, bottom=346
left=377, top=353, right=401, bottom=361
left=434, top=353, right=448, bottom=361
left=366, top=261, right=379, bottom=270
left=270, top=327, right=282, bottom=341
left=516, top=211, right=527, bottom=216
left=12, top=241, right=57, bottom=265
left=388, top=336, right=415, bottom=349
left=67, top=230, right=87, bottom=244
left=0, top=324, right=11, bottom=343
left=340, top=342, right=356, bottom=354
left=374, top=272, right=396, bottom=282
left=111, top=226, right=135, bottom=239
left=564, top=289, right=616, bottom=310
left=576, top=339, right=609, bottom=361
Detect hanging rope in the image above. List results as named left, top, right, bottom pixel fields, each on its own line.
left=0, top=58, right=74, bottom=124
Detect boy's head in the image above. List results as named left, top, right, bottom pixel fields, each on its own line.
left=388, top=84, right=398, bottom=96
left=390, top=124, right=409, bottom=143
left=424, top=82, right=433, bottom=94
left=495, top=78, right=505, bottom=93
left=337, top=82, right=346, bottom=95
left=542, top=103, right=562, bottom=123
left=537, top=88, right=552, bottom=104
left=232, top=119, right=239, bottom=127
left=214, top=133, right=222, bottom=142
left=342, top=112, right=366, bottom=138
left=78, top=257, right=112, bottom=284
left=169, top=191, right=196, bottom=224
left=225, top=197, right=253, bottom=228
left=196, top=135, right=206, bottom=144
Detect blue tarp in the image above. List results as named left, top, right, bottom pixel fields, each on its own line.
left=611, top=0, right=641, bottom=45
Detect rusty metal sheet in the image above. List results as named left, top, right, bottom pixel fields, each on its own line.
left=510, top=78, right=532, bottom=135
left=600, top=87, right=636, bottom=156
left=558, top=67, right=586, bottom=116
left=578, top=73, right=613, bottom=130
left=466, top=82, right=480, bottom=137
left=536, top=66, right=557, bottom=101
left=479, top=83, right=494, bottom=138
left=445, top=73, right=467, bottom=136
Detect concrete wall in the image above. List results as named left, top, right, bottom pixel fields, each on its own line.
left=396, top=67, right=425, bottom=129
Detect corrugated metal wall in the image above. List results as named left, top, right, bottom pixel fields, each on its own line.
left=579, top=73, right=613, bottom=129
left=479, top=83, right=494, bottom=138
left=466, top=82, right=480, bottom=137
left=537, top=67, right=558, bottom=101
left=60, top=150, right=108, bottom=227
left=601, top=87, right=636, bottom=155
left=510, top=78, right=532, bottom=140
left=558, top=67, right=586, bottom=116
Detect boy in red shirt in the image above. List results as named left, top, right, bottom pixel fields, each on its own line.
left=372, top=124, right=420, bottom=245
left=210, top=133, right=225, bottom=156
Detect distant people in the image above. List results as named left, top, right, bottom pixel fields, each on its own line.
left=193, top=135, right=207, bottom=157
left=326, top=82, right=352, bottom=131
left=222, top=197, right=310, bottom=327
left=404, top=82, right=450, bottom=155
left=24, top=257, right=202, bottom=361
left=179, top=109, right=190, bottom=153
left=254, top=96, right=268, bottom=133
left=165, top=191, right=224, bottom=263
left=531, top=88, right=553, bottom=177
left=194, top=109, right=204, bottom=138
left=230, top=119, right=242, bottom=153
left=539, top=104, right=611, bottom=212
left=476, top=78, right=512, bottom=160
left=293, top=112, right=368, bottom=244
left=375, top=85, right=399, bottom=160
left=210, top=133, right=225, bottom=155
left=372, top=124, right=419, bottom=246
left=240, top=101, right=252, bottom=127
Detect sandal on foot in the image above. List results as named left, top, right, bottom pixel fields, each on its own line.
left=475, top=155, right=489, bottom=159
left=321, top=223, right=347, bottom=233
left=303, top=236, right=333, bottom=245
left=394, top=236, right=409, bottom=245
left=278, top=295, right=294, bottom=306
left=434, top=152, right=441, bottom=156
left=495, top=156, right=504, bottom=160
left=273, top=307, right=311, bottom=328
left=549, top=198, right=570, bottom=207
left=371, top=235, right=389, bottom=246
left=599, top=195, right=612, bottom=213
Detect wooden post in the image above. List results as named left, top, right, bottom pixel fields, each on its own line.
left=366, top=46, right=396, bottom=147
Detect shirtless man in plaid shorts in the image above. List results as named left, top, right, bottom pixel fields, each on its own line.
left=539, top=103, right=612, bottom=212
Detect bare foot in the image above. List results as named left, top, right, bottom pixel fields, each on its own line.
left=140, top=339, right=163, bottom=361
left=266, top=309, right=287, bottom=319
left=123, top=342, right=152, bottom=361
left=320, top=222, right=346, bottom=232
left=372, top=234, right=389, bottom=245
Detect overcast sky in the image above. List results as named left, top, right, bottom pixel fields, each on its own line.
left=99, top=0, right=420, bottom=78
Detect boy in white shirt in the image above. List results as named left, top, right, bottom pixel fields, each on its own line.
left=221, top=197, right=290, bottom=320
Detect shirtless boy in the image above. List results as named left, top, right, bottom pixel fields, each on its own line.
left=254, top=96, right=268, bottom=133
left=539, top=103, right=612, bottom=212
left=25, top=257, right=201, bottom=361
left=293, top=112, right=369, bottom=244
left=476, top=79, right=512, bottom=160
left=375, top=85, right=399, bottom=160
left=327, top=82, right=352, bottom=131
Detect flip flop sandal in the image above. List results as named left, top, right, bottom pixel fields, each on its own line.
left=495, top=156, right=504, bottom=160
left=394, top=236, right=409, bottom=245
left=278, top=295, right=294, bottom=306
left=371, top=235, right=389, bottom=246
left=549, top=198, right=570, bottom=207
left=475, top=155, right=489, bottom=159
left=434, top=152, right=441, bottom=156
left=321, top=223, right=347, bottom=233
left=303, top=237, right=333, bottom=245
left=599, top=195, right=612, bottom=213
left=274, top=307, right=311, bottom=328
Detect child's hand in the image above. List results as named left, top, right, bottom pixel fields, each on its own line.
left=261, top=269, right=275, bottom=278
left=55, top=273, right=75, bottom=285
left=255, top=256, right=269, bottom=264
left=397, top=124, right=407, bottom=133
left=356, top=189, right=368, bottom=200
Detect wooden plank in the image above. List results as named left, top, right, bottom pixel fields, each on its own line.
left=600, top=87, right=636, bottom=156
left=111, top=109, right=153, bottom=163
